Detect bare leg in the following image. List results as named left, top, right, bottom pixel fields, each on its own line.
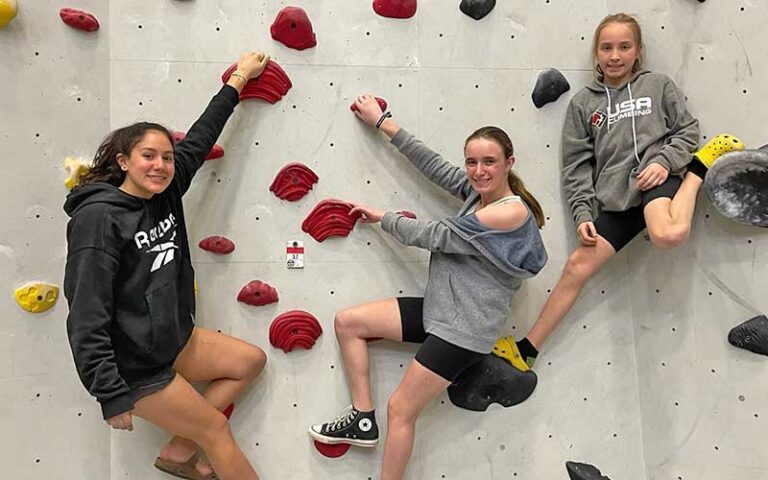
left=380, top=361, right=451, bottom=480
left=133, top=374, right=260, bottom=480
left=527, top=237, right=616, bottom=349
left=334, top=298, right=404, bottom=411
left=643, top=172, right=703, bottom=249
left=160, top=328, right=266, bottom=475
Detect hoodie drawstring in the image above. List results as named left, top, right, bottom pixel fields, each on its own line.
left=627, top=82, right=641, bottom=164
left=604, top=86, right=612, bottom=132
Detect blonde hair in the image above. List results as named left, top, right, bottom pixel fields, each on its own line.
left=464, top=127, right=545, bottom=228
left=592, top=13, right=644, bottom=78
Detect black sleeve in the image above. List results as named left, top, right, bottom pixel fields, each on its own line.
left=173, top=85, right=240, bottom=195
left=64, top=209, right=133, bottom=419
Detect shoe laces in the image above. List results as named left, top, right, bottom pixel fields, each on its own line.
left=326, top=405, right=357, bottom=432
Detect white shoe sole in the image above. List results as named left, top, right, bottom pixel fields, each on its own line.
left=308, top=427, right=378, bottom=447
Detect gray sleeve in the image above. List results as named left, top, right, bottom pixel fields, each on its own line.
left=381, top=212, right=482, bottom=255
left=390, top=129, right=472, bottom=200
left=652, top=80, right=700, bottom=174
left=561, top=101, right=597, bottom=226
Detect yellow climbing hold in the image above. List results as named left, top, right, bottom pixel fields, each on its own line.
left=695, top=134, right=745, bottom=169
left=64, top=157, right=90, bottom=190
left=491, top=335, right=529, bottom=372
left=0, top=0, right=18, bottom=28
left=14, top=282, right=59, bottom=313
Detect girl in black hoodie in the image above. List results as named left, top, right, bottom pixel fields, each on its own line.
left=64, top=52, right=269, bottom=480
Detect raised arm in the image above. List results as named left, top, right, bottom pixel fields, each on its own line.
left=353, top=94, right=471, bottom=200
left=173, top=51, right=270, bottom=194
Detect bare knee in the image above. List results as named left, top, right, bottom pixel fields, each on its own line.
left=194, top=411, right=233, bottom=450
left=563, top=249, right=600, bottom=283
left=649, top=226, right=689, bottom=250
left=334, top=309, right=361, bottom=339
left=387, top=392, right=417, bottom=425
left=243, top=345, right=267, bottom=380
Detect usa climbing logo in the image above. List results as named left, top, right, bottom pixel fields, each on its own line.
left=591, top=110, right=607, bottom=128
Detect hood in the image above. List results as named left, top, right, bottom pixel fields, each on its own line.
left=585, top=69, right=650, bottom=93
left=63, top=183, right=144, bottom=217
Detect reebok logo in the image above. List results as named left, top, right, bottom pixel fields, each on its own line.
left=147, top=235, right=179, bottom=273
left=134, top=212, right=179, bottom=273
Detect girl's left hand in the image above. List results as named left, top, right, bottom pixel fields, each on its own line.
left=636, top=163, right=669, bottom=191
left=350, top=204, right=384, bottom=224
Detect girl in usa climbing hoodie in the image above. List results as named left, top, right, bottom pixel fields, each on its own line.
left=63, top=84, right=240, bottom=420
left=562, top=68, right=700, bottom=226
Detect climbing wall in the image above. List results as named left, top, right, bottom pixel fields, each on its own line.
left=1, top=1, right=766, bottom=479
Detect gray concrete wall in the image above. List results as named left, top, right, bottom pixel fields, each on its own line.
left=1, top=1, right=766, bottom=479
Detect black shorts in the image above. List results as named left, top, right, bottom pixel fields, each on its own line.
left=397, top=297, right=485, bottom=382
left=594, top=176, right=682, bottom=252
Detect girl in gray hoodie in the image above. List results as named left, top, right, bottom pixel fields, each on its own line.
left=514, top=13, right=744, bottom=368
left=308, top=95, right=547, bottom=479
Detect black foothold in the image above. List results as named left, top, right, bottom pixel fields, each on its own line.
left=728, top=315, right=768, bottom=356
left=532, top=68, right=570, bottom=108
left=566, top=461, right=612, bottom=480
left=703, top=149, right=768, bottom=227
left=447, top=354, right=537, bottom=411
left=459, top=0, right=496, bottom=20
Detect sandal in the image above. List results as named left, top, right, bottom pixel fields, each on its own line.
left=154, top=451, right=218, bottom=480
left=694, top=133, right=744, bottom=168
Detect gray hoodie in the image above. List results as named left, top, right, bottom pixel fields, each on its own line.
left=561, top=70, right=700, bottom=226
left=381, top=129, right=547, bottom=353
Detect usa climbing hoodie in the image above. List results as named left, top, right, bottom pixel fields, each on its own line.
left=561, top=70, right=700, bottom=226
left=381, top=130, right=548, bottom=353
left=63, top=85, right=239, bottom=419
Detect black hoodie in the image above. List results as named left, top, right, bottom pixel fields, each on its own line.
left=63, top=85, right=239, bottom=419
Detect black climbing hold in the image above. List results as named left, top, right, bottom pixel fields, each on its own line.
left=704, top=149, right=768, bottom=227
left=728, top=315, right=768, bottom=356
left=759, top=143, right=768, bottom=151
left=566, top=461, right=612, bottom=480
left=459, top=0, right=496, bottom=20
left=447, top=354, right=537, bottom=411
left=532, top=68, right=570, bottom=108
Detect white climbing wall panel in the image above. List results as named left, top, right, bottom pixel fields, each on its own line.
left=1, top=1, right=766, bottom=479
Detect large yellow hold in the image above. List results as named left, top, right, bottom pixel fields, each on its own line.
left=64, top=157, right=90, bottom=190
left=0, top=0, right=18, bottom=28
left=15, top=282, right=59, bottom=313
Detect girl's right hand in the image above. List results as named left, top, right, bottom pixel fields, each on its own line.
left=577, top=221, right=598, bottom=246
left=106, top=410, right=134, bottom=431
left=353, top=93, right=385, bottom=127
left=236, top=51, right=270, bottom=80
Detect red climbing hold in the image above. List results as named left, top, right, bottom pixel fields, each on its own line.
left=237, top=280, right=279, bottom=307
left=198, top=236, right=235, bottom=254
left=221, top=61, right=292, bottom=103
left=314, top=441, right=351, bottom=458
left=269, top=310, right=323, bottom=353
left=350, top=97, right=388, bottom=113
left=301, top=199, right=361, bottom=242
left=59, top=8, right=100, bottom=32
left=269, top=163, right=319, bottom=202
left=270, top=6, right=317, bottom=51
left=171, top=131, right=224, bottom=160
left=222, top=403, right=235, bottom=419
left=373, top=0, right=417, bottom=19
left=397, top=210, right=417, bottom=219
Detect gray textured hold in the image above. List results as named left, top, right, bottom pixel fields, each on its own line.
left=532, top=68, right=570, bottom=108
left=459, top=0, right=496, bottom=20
left=566, top=461, right=612, bottom=480
left=704, top=149, right=768, bottom=227
left=728, top=315, right=768, bottom=356
left=447, top=354, right=537, bottom=411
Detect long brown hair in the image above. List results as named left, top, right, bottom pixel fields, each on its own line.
left=592, top=13, right=644, bottom=79
left=464, top=126, right=545, bottom=228
left=78, top=122, right=174, bottom=187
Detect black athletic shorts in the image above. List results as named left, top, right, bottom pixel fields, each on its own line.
left=397, top=297, right=485, bottom=382
left=594, top=176, right=682, bottom=252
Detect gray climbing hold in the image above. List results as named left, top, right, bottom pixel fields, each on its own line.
left=728, top=315, right=768, bottom=356
left=566, top=461, right=612, bottom=480
left=759, top=143, right=768, bottom=151
left=704, top=149, right=768, bottom=227
left=459, top=0, right=496, bottom=20
left=532, top=68, right=570, bottom=108
left=447, top=354, right=537, bottom=411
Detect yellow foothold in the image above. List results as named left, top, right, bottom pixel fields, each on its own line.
left=194, top=280, right=198, bottom=297
left=0, top=0, right=18, bottom=28
left=14, top=282, right=59, bottom=313
left=64, top=157, right=90, bottom=190
left=491, top=335, right=529, bottom=372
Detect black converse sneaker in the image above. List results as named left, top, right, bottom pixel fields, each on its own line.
left=309, top=405, right=378, bottom=447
